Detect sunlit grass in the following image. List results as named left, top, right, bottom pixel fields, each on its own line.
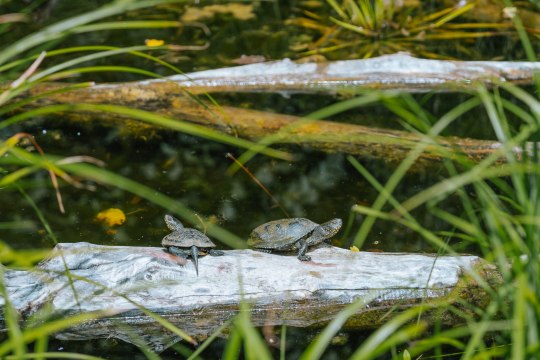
left=349, top=84, right=540, bottom=358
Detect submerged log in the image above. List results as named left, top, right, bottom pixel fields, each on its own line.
left=1, top=242, right=500, bottom=351
left=19, top=79, right=529, bottom=169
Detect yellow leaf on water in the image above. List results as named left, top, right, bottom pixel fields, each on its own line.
left=145, top=39, right=165, bottom=47
left=95, top=208, right=126, bottom=227
left=350, top=245, right=360, bottom=252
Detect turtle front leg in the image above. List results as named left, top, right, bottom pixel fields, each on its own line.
left=208, top=249, right=225, bottom=256
left=296, top=240, right=311, bottom=261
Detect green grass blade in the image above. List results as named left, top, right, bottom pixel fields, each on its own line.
left=280, top=325, right=287, bottom=360
left=0, top=0, right=185, bottom=66
left=399, top=163, right=534, bottom=214
left=511, top=274, right=526, bottom=360
left=0, top=45, right=182, bottom=75
left=45, top=66, right=166, bottom=81
left=299, top=293, right=377, bottom=360
left=0, top=82, right=94, bottom=116
left=0, top=103, right=291, bottom=161
left=353, top=96, right=481, bottom=248
left=352, top=204, right=455, bottom=253
left=0, top=166, right=39, bottom=186
left=432, top=3, right=475, bottom=28
left=72, top=20, right=182, bottom=33
left=5, top=353, right=106, bottom=360
left=350, top=307, right=427, bottom=360
left=222, top=326, right=242, bottom=360
left=187, top=320, right=231, bottom=360
left=230, top=92, right=386, bottom=174
left=327, top=0, right=348, bottom=19
left=0, top=266, right=26, bottom=357
left=503, top=0, right=536, bottom=62
left=17, top=185, right=83, bottom=310
left=0, top=311, right=114, bottom=356
left=329, top=17, right=373, bottom=36
left=27, top=45, right=159, bottom=82
left=236, top=302, right=272, bottom=360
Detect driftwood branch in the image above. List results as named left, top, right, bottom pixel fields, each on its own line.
left=1, top=243, right=500, bottom=351
left=151, top=53, right=540, bottom=94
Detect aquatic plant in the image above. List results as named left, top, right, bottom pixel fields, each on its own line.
left=288, top=0, right=516, bottom=59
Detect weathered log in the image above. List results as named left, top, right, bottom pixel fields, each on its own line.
left=1, top=242, right=500, bottom=351
left=150, top=53, right=540, bottom=94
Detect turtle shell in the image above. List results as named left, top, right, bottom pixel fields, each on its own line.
left=247, top=218, right=318, bottom=250
left=162, top=228, right=217, bottom=249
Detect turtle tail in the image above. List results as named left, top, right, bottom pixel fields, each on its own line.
left=191, top=245, right=199, bottom=276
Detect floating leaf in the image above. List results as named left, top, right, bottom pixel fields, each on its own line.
left=95, top=208, right=126, bottom=227
left=145, top=39, right=164, bottom=47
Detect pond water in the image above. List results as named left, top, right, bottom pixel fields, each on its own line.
left=3, top=93, right=490, bottom=255
left=1, top=0, right=538, bottom=358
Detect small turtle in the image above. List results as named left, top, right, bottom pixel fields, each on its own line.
left=247, top=218, right=342, bottom=261
left=162, top=215, right=224, bottom=275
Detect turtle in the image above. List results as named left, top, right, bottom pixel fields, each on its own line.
left=247, top=218, right=342, bottom=261
left=162, top=214, right=224, bottom=276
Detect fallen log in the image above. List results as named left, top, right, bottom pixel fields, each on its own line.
left=1, top=242, right=500, bottom=351
left=146, top=53, right=540, bottom=94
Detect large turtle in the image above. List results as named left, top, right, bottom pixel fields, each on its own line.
left=247, top=218, right=342, bottom=261
left=162, top=214, right=224, bottom=275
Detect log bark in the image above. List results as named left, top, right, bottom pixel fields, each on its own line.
left=0, top=242, right=501, bottom=351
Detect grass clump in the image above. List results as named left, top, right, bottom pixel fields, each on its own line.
left=287, top=0, right=524, bottom=59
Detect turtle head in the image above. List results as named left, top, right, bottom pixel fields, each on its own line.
left=164, top=214, right=184, bottom=232
left=317, top=218, right=343, bottom=238
left=304, top=218, right=342, bottom=246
